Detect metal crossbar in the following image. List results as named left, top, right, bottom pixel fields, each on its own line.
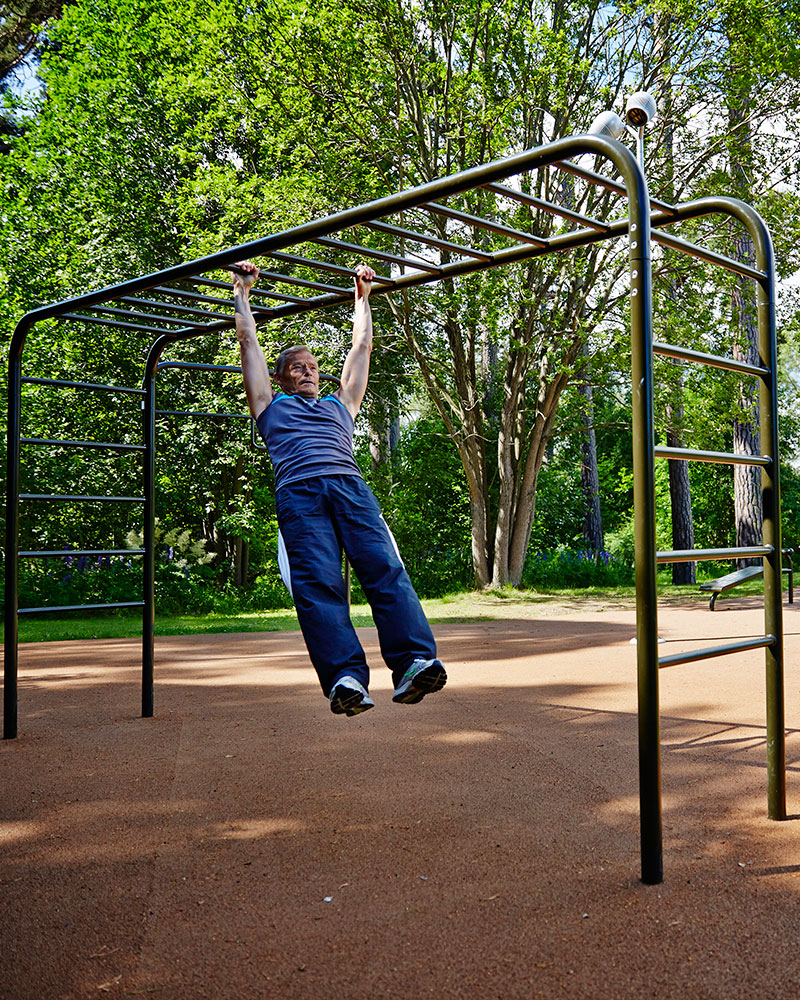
left=4, top=131, right=785, bottom=890
left=654, top=446, right=771, bottom=466
left=18, top=601, right=146, bottom=615
left=21, top=437, right=146, bottom=452
left=653, top=342, right=769, bottom=377
left=659, top=635, right=777, bottom=669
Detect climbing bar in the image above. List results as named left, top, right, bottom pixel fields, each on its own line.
left=654, top=446, right=771, bottom=466
left=364, top=220, right=494, bottom=261
left=657, top=546, right=773, bottom=563
left=190, top=277, right=306, bottom=304
left=20, top=437, right=145, bottom=452
left=62, top=313, right=178, bottom=335
left=422, top=202, right=549, bottom=247
left=265, top=250, right=396, bottom=284
left=312, top=236, right=443, bottom=273
left=18, top=548, right=145, bottom=558
left=553, top=158, right=680, bottom=215
left=155, top=360, right=339, bottom=384
left=155, top=409, right=249, bottom=419
left=118, top=296, right=228, bottom=321
left=18, top=601, right=146, bottom=615
left=255, top=269, right=350, bottom=294
left=658, top=635, right=776, bottom=669
left=149, top=286, right=238, bottom=308
left=484, top=181, right=612, bottom=234
left=21, top=377, right=146, bottom=395
left=20, top=494, right=145, bottom=503
left=653, top=342, right=769, bottom=377
left=88, top=305, right=207, bottom=328
left=156, top=361, right=243, bottom=374
left=649, top=227, right=767, bottom=282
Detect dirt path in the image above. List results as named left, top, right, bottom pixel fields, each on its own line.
left=3, top=600, right=800, bottom=999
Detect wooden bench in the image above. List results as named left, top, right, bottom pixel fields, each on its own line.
left=699, top=550, right=794, bottom=610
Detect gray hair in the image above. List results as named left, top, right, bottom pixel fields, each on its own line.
left=274, top=345, right=314, bottom=380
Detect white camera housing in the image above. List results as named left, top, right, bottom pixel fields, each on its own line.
left=625, top=92, right=657, bottom=128
left=588, top=110, right=626, bottom=139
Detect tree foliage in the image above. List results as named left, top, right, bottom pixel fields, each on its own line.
left=2, top=0, right=800, bottom=603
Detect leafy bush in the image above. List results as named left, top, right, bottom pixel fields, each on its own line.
left=521, top=547, right=634, bottom=589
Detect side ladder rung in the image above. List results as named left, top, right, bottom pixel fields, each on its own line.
left=655, top=446, right=771, bottom=466
left=657, top=546, right=772, bottom=563
left=18, top=601, right=146, bottom=615
left=21, top=437, right=145, bottom=452
left=659, top=635, right=776, bottom=669
left=653, top=341, right=769, bottom=378
left=20, top=376, right=146, bottom=396
left=20, top=494, right=145, bottom=503
left=18, top=548, right=145, bottom=558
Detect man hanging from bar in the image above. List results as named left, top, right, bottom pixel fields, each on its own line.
left=231, top=260, right=446, bottom=716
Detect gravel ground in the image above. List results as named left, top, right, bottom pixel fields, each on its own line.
left=2, top=597, right=800, bottom=999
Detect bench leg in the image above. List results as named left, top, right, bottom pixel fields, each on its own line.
left=709, top=593, right=718, bottom=611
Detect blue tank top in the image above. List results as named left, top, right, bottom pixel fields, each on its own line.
left=255, top=393, right=363, bottom=489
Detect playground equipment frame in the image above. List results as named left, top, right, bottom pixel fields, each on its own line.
left=4, top=133, right=785, bottom=885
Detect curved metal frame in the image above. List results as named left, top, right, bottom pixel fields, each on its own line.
left=3, top=133, right=785, bottom=886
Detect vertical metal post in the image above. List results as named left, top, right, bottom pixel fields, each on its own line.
left=755, top=226, right=786, bottom=820
left=3, top=341, right=24, bottom=739
left=628, top=165, right=662, bottom=884
left=141, top=341, right=165, bottom=719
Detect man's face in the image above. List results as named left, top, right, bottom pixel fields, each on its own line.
left=278, top=350, right=320, bottom=398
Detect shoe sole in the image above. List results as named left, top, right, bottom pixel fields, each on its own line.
left=330, top=686, right=373, bottom=716
left=392, top=662, right=447, bottom=704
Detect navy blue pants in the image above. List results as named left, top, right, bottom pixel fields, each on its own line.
left=275, top=475, right=437, bottom=696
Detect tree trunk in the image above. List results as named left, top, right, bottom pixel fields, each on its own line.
left=728, top=70, right=763, bottom=568
left=577, top=350, right=603, bottom=551
left=666, top=412, right=696, bottom=584
left=656, top=10, right=696, bottom=584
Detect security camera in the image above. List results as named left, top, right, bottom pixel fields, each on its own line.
left=625, top=92, right=657, bottom=128
left=588, top=110, right=626, bottom=139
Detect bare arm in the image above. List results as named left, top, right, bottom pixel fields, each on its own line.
left=335, top=264, right=375, bottom=418
left=232, top=261, right=273, bottom=419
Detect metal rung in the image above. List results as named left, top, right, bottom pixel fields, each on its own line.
left=18, top=601, right=145, bottom=615
left=18, top=548, right=145, bottom=558
left=190, top=277, right=304, bottom=303
left=655, top=446, right=771, bottom=467
left=62, top=312, right=183, bottom=336
left=657, top=546, right=772, bottom=563
left=90, top=304, right=206, bottom=328
left=422, top=201, right=549, bottom=247
left=483, top=181, right=612, bottom=234
left=21, top=437, right=145, bottom=452
left=265, top=250, right=395, bottom=284
left=156, top=361, right=243, bottom=374
left=20, top=494, right=145, bottom=503
left=659, top=635, right=776, bottom=668
left=20, top=377, right=146, bottom=396
left=312, top=236, right=442, bottom=273
left=653, top=342, right=769, bottom=378
left=154, top=361, right=340, bottom=387
left=364, top=220, right=494, bottom=261
left=119, top=295, right=228, bottom=321
left=257, top=269, right=350, bottom=294
left=155, top=409, right=250, bottom=420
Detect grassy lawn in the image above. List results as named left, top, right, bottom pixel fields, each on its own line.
left=0, top=580, right=743, bottom=644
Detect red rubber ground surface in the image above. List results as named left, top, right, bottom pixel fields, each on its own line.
left=3, top=598, right=800, bottom=999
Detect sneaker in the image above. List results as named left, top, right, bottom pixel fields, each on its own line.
left=329, top=676, right=374, bottom=716
left=392, top=658, right=447, bottom=704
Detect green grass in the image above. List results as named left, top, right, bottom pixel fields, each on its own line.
left=1, top=578, right=756, bottom=644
